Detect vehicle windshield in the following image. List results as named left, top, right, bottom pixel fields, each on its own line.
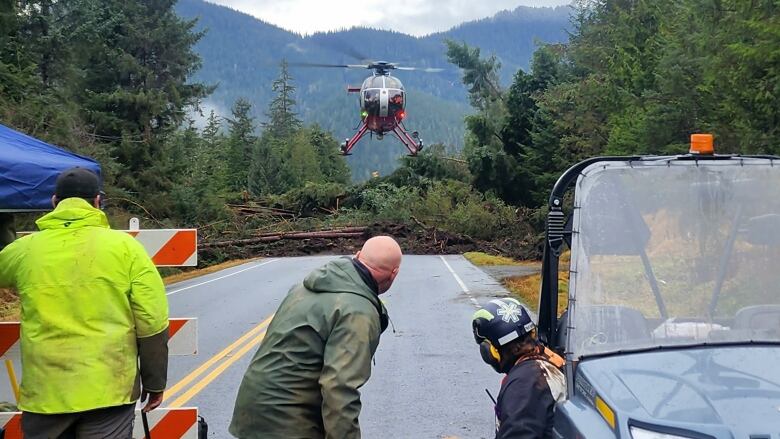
left=569, top=159, right=780, bottom=359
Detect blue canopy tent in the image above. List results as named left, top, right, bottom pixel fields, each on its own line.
left=0, top=123, right=102, bottom=211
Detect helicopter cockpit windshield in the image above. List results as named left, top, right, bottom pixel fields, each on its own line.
left=388, top=90, right=404, bottom=114
left=384, top=76, right=405, bottom=114
left=360, top=75, right=405, bottom=118
left=362, top=89, right=380, bottom=114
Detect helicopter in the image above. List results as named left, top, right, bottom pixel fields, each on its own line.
left=295, top=60, right=442, bottom=156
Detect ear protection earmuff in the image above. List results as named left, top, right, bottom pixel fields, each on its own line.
left=489, top=343, right=500, bottom=362
left=479, top=340, right=504, bottom=373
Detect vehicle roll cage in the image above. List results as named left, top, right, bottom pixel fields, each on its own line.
left=537, top=153, right=780, bottom=349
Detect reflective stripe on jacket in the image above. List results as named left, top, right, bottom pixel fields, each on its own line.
left=0, top=198, right=169, bottom=413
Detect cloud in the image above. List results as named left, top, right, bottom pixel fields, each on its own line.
left=206, top=0, right=571, bottom=36
left=187, top=99, right=229, bottom=130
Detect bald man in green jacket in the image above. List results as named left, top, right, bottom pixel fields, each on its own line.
left=230, top=237, right=402, bottom=439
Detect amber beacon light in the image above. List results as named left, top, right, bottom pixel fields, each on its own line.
left=690, top=133, right=714, bottom=155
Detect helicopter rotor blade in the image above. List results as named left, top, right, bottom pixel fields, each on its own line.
left=311, top=38, right=372, bottom=63
left=288, top=62, right=369, bottom=69
left=338, top=46, right=372, bottom=64
left=395, top=66, right=445, bottom=73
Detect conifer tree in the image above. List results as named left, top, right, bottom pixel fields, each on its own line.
left=226, top=99, right=257, bottom=192
left=63, top=0, right=211, bottom=198
left=309, top=125, right=350, bottom=185
left=251, top=61, right=305, bottom=195
left=264, top=60, right=301, bottom=139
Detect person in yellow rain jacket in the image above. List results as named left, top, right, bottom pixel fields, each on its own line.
left=0, top=168, right=169, bottom=438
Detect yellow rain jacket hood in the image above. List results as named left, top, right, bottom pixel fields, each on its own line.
left=0, top=198, right=169, bottom=413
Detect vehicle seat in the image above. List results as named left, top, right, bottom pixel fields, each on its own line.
left=734, top=305, right=780, bottom=337
left=578, top=305, right=651, bottom=345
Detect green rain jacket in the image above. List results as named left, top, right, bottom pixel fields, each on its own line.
left=0, top=198, right=169, bottom=414
left=230, top=257, right=388, bottom=439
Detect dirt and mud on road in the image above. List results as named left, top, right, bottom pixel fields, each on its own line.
left=199, top=222, right=542, bottom=263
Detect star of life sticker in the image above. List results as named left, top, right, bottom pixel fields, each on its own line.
left=496, top=300, right=521, bottom=323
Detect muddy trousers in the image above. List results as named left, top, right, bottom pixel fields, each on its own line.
left=21, top=403, right=135, bottom=439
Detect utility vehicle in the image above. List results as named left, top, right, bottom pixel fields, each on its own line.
left=538, top=135, right=780, bottom=438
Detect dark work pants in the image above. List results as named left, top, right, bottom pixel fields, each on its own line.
left=21, top=403, right=135, bottom=439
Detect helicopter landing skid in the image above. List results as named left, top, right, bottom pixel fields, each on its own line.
left=341, top=121, right=423, bottom=156
left=391, top=125, right=423, bottom=156
left=341, top=123, right=370, bottom=155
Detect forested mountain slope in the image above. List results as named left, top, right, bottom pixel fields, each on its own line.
left=175, top=0, right=571, bottom=178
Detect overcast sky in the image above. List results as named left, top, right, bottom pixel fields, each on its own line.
left=207, top=0, right=572, bottom=36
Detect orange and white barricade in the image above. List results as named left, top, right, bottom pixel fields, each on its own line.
left=0, top=318, right=197, bottom=360
left=127, top=218, right=198, bottom=267
left=0, top=318, right=199, bottom=438
left=127, top=218, right=197, bottom=267
left=167, top=318, right=198, bottom=355
left=18, top=219, right=198, bottom=267
left=126, top=229, right=197, bottom=267
left=0, top=408, right=199, bottom=438
left=133, top=407, right=199, bottom=439
left=0, top=412, right=21, bottom=437
left=0, top=318, right=197, bottom=402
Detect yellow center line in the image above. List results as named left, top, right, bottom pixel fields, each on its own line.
left=163, top=314, right=274, bottom=403
left=168, top=329, right=268, bottom=408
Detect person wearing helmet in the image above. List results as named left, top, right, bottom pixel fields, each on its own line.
left=472, top=298, right=565, bottom=439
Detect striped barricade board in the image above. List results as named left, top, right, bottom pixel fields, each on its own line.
left=132, top=408, right=199, bottom=439
left=0, top=318, right=197, bottom=359
left=127, top=229, right=198, bottom=267
left=15, top=229, right=198, bottom=267
left=0, top=408, right=198, bottom=438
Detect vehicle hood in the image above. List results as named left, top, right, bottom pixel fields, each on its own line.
left=579, top=346, right=780, bottom=435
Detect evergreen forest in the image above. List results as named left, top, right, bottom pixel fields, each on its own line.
left=1, top=0, right=777, bottom=260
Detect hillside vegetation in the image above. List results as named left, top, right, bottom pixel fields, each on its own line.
left=0, top=0, right=777, bottom=267
left=448, top=0, right=780, bottom=210
left=174, top=0, right=572, bottom=179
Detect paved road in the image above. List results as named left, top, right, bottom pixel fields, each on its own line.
left=0, top=255, right=515, bottom=438
left=164, top=255, right=515, bottom=438
left=358, top=255, right=511, bottom=439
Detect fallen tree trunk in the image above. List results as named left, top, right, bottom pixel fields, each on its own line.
left=201, top=231, right=365, bottom=248
left=227, top=204, right=297, bottom=217
left=251, top=226, right=367, bottom=238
